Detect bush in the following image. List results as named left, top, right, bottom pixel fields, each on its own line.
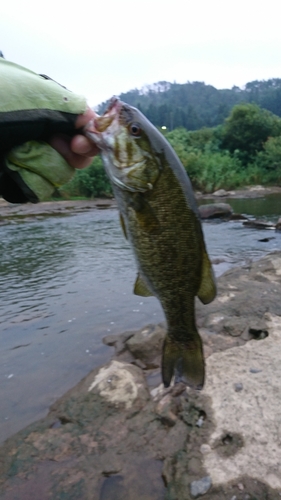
left=253, top=136, right=281, bottom=184
left=60, top=156, right=112, bottom=199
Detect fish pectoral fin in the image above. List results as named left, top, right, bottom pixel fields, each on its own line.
left=161, top=334, right=205, bottom=390
left=130, top=194, right=160, bottom=234
left=133, top=272, right=154, bottom=297
left=197, top=250, right=217, bottom=305
left=119, top=213, right=128, bottom=239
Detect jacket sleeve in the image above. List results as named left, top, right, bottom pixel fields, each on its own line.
left=0, top=58, right=88, bottom=203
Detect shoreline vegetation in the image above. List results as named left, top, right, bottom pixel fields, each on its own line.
left=56, top=102, right=281, bottom=200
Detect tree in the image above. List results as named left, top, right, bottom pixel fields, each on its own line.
left=255, top=136, right=281, bottom=183
left=221, top=103, right=281, bottom=165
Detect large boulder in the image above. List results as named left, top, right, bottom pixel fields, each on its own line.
left=198, top=203, right=233, bottom=219
left=203, top=312, right=281, bottom=491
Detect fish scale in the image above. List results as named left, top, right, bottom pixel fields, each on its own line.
left=85, top=99, right=216, bottom=389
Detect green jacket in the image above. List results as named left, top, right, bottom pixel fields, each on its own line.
left=0, top=57, right=87, bottom=203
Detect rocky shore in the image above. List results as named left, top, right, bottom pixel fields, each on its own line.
left=1, top=251, right=281, bottom=499
left=0, top=184, right=280, bottom=224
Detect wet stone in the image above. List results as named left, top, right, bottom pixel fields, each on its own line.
left=190, top=476, right=212, bottom=498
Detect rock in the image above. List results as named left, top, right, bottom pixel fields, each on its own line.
left=155, top=393, right=178, bottom=427
left=203, top=313, right=281, bottom=491
left=126, top=324, right=165, bottom=368
left=248, top=185, right=265, bottom=191
left=243, top=219, right=276, bottom=230
left=229, top=213, right=249, bottom=221
left=88, top=360, right=150, bottom=409
left=2, top=253, right=281, bottom=499
left=103, top=330, right=135, bottom=355
left=249, top=367, right=262, bottom=373
left=190, top=476, right=212, bottom=497
left=276, top=217, right=281, bottom=232
left=234, top=382, right=243, bottom=392
left=198, top=203, right=233, bottom=219
left=200, top=444, right=211, bottom=454
left=248, top=325, right=268, bottom=340
left=212, top=189, right=229, bottom=197
left=223, top=317, right=248, bottom=337
left=258, top=236, right=275, bottom=242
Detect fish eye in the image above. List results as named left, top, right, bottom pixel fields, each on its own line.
left=129, top=123, right=141, bottom=137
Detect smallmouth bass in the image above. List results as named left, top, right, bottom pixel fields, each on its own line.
left=86, top=98, right=216, bottom=389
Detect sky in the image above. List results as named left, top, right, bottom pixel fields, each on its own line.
left=1, top=0, right=280, bottom=109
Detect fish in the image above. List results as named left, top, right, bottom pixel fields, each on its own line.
left=85, top=98, right=216, bottom=389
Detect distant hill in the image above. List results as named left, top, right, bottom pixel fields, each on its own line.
left=97, top=79, right=281, bottom=131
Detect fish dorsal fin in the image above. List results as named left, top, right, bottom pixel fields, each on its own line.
left=133, top=272, right=154, bottom=297
left=197, top=250, right=217, bottom=304
left=119, top=213, right=127, bottom=239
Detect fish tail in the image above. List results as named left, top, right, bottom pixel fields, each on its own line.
left=161, top=333, right=205, bottom=390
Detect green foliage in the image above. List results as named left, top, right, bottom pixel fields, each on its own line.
left=188, top=152, right=242, bottom=192
left=59, top=100, right=281, bottom=199
left=221, top=103, right=281, bottom=165
left=164, top=103, right=281, bottom=191
left=167, top=126, right=221, bottom=154
left=254, top=136, right=281, bottom=183
left=60, top=156, right=112, bottom=199
left=163, top=126, right=244, bottom=192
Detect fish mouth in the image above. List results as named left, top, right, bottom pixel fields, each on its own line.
left=84, top=97, right=123, bottom=147
left=104, top=96, right=122, bottom=115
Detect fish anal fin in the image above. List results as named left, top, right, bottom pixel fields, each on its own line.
left=133, top=272, right=154, bottom=297
left=161, top=334, right=205, bottom=390
left=197, top=250, right=217, bottom=305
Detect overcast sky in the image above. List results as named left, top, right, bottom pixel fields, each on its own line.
left=1, top=0, right=280, bottom=109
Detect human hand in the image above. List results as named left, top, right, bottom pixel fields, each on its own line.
left=0, top=58, right=100, bottom=203
left=49, top=107, right=100, bottom=170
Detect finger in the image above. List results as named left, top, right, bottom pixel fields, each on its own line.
left=71, top=134, right=100, bottom=157
left=75, top=108, right=97, bottom=129
left=49, top=135, right=94, bottom=169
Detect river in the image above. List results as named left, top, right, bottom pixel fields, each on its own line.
left=1, top=194, right=281, bottom=443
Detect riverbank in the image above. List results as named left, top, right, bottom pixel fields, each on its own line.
left=197, top=185, right=281, bottom=200
left=0, top=185, right=281, bottom=223
left=0, top=198, right=117, bottom=223
left=1, top=251, right=281, bottom=499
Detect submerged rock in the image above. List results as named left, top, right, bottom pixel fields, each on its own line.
left=243, top=219, right=276, bottom=230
